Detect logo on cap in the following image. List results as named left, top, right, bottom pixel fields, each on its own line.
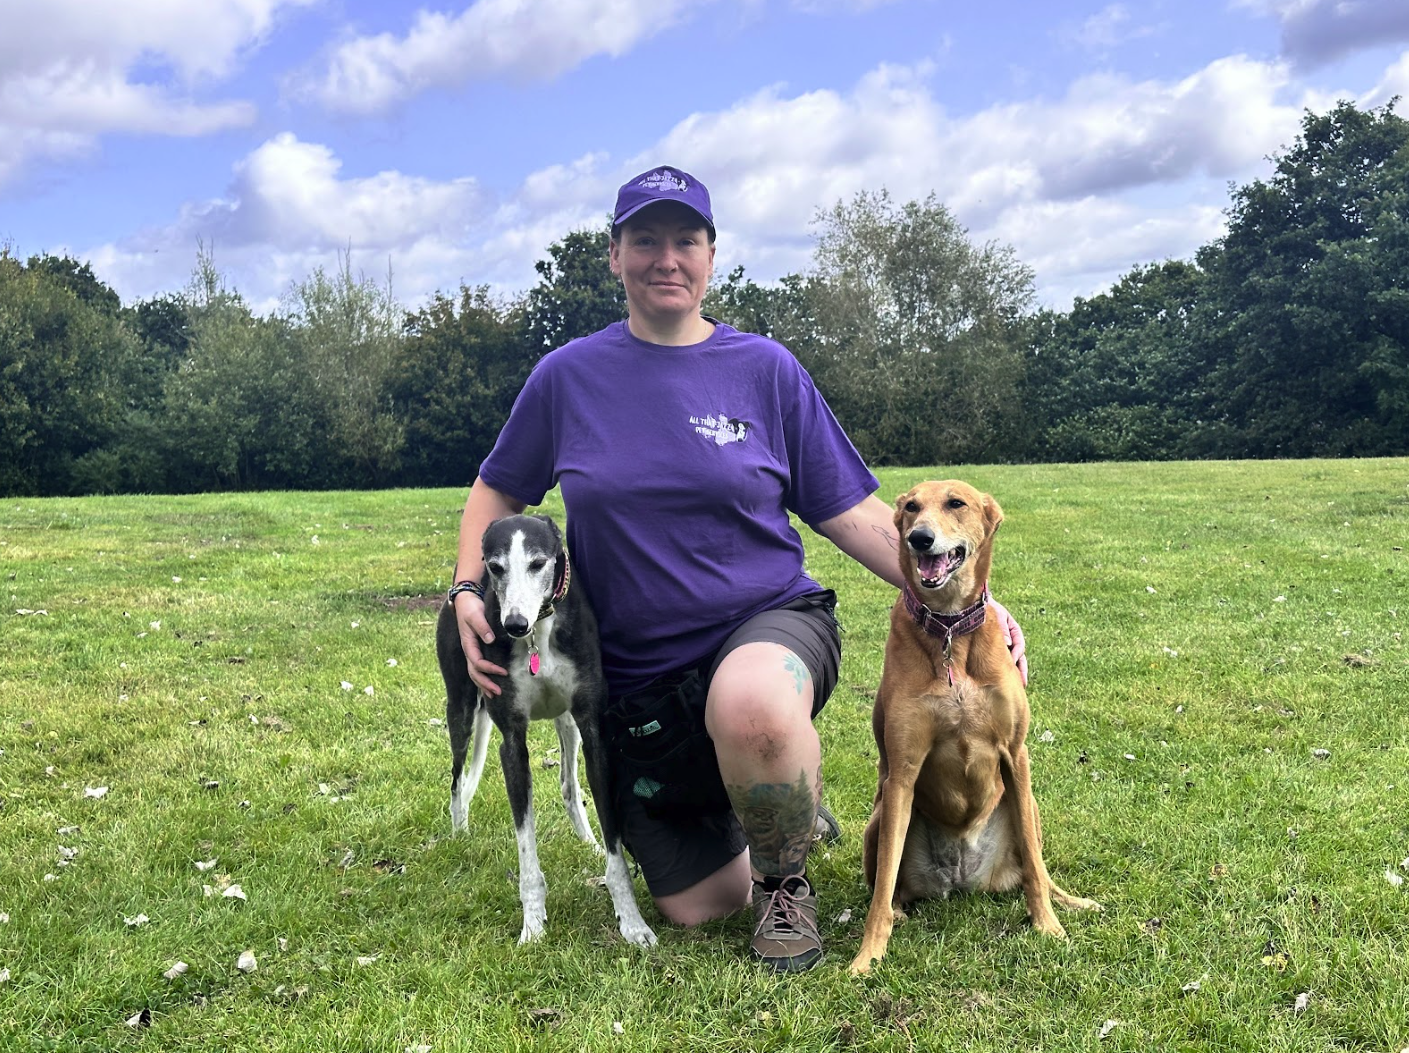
left=638, top=169, right=689, bottom=193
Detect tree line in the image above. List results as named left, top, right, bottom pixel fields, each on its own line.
left=2, top=100, right=1405, bottom=498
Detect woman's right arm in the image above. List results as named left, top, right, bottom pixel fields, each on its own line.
left=454, top=477, right=526, bottom=696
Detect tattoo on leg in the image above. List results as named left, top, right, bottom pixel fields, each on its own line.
left=728, top=770, right=820, bottom=879
left=782, top=653, right=809, bottom=697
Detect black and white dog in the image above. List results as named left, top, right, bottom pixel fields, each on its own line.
left=435, top=514, right=656, bottom=947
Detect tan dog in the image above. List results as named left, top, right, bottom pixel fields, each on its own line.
left=849, top=480, right=1100, bottom=975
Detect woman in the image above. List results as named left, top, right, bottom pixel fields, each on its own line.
left=450, top=165, right=1025, bottom=972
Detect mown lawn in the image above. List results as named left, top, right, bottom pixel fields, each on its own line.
left=1, top=459, right=1406, bottom=1052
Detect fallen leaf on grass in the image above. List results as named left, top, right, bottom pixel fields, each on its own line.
left=222, top=884, right=247, bottom=901
left=163, top=962, right=188, bottom=980
left=612, top=1022, right=624, bottom=1035
left=355, top=955, right=379, bottom=967
left=195, top=859, right=217, bottom=872
left=236, top=950, right=257, bottom=973
left=0, top=913, right=9, bottom=924
left=1098, top=1019, right=1120, bottom=1039
left=1181, top=979, right=1201, bottom=996
left=835, top=908, right=853, bottom=924
left=1294, top=991, right=1311, bottom=1014
left=1342, top=653, right=1375, bottom=667
left=1209, top=864, right=1229, bottom=879
left=125, top=1008, right=151, bottom=1028
left=123, top=913, right=149, bottom=927
left=83, top=786, right=109, bottom=799
left=1311, top=748, right=1331, bottom=760
left=0, top=968, right=10, bottom=983
left=1387, top=870, right=1405, bottom=888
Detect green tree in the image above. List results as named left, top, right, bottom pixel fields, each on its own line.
left=800, top=191, right=1035, bottom=466
left=282, top=255, right=405, bottom=487
left=1020, top=260, right=1216, bottom=461
left=391, top=286, right=530, bottom=488
left=1197, top=98, right=1409, bottom=455
left=160, top=252, right=326, bottom=491
left=523, top=228, right=625, bottom=354
left=0, top=250, right=138, bottom=495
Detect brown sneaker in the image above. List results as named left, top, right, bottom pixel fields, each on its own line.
left=812, top=803, right=841, bottom=846
left=750, top=875, right=823, bottom=973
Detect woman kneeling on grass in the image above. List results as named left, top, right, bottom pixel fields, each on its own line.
left=449, top=165, right=1027, bottom=972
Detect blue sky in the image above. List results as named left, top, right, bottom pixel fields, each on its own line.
left=3, top=0, right=1408, bottom=314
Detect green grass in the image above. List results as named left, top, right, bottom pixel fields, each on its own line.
left=1, top=460, right=1407, bottom=1052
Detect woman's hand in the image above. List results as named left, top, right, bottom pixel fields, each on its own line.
left=454, top=592, right=508, bottom=696
left=987, top=594, right=1028, bottom=686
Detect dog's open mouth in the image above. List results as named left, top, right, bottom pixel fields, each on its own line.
left=916, top=545, right=966, bottom=590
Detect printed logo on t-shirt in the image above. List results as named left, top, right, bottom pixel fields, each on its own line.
left=690, top=411, right=752, bottom=446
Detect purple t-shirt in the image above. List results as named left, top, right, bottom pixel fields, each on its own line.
left=478, top=320, right=879, bottom=694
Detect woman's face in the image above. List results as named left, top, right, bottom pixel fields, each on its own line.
left=609, top=202, right=716, bottom=328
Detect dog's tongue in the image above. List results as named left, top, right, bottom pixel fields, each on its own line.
left=919, top=552, right=956, bottom=581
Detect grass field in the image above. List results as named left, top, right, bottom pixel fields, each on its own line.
left=1, top=459, right=1406, bottom=1052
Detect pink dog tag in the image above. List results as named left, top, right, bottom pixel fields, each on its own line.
left=529, top=648, right=540, bottom=676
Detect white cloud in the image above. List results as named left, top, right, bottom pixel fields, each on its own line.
left=608, top=56, right=1306, bottom=301
left=1364, top=51, right=1409, bottom=108
left=1065, top=4, right=1163, bottom=52
left=297, top=0, right=702, bottom=114
left=0, top=0, right=309, bottom=190
left=86, top=133, right=492, bottom=314
left=81, top=47, right=1334, bottom=313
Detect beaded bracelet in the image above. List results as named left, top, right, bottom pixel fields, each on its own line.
left=446, top=580, right=486, bottom=603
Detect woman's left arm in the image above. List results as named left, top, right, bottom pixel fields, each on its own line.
left=814, top=495, right=1028, bottom=685
left=813, top=495, right=903, bottom=589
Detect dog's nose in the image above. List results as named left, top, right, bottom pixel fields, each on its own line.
left=503, top=613, right=530, bottom=638
left=907, top=526, right=935, bottom=552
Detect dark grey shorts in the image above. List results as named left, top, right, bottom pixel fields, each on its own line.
left=614, top=590, right=841, bottom=898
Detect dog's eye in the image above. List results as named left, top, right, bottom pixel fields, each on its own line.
left=947, top=498, right=966, bottom=510
left=528, top=559, right=548, bottom=572
left=486, top=561, right=504, bottom=577
left=904, top=500, right=920, bottom=513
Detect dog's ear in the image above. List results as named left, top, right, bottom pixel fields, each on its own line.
left=983, top=493, right=1004, bottom=536
left=893, top=489, right=914, bottom=532
left=535, top=514, right=562, bottom=543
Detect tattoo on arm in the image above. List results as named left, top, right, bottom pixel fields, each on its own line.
left=727, top=771, right=820, bottom=879
left=873, top=523, right=898, bottom=550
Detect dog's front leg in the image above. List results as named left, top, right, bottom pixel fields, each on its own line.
left=849, top=763, right=921, bottom=975
left=998, top=743, right=1067, bottom=938
left=500, top=721, right=547, bottom=943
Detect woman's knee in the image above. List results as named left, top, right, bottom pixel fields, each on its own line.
left=706, top=647, right=812, bottom=749
left=653, top=855, right=751, bottom=926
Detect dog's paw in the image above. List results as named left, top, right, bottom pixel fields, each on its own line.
left=848, top=952, right=879, bottom=976
left=620, top=920, right=658, bottom=948
left=518, top=914, right=547, bottom=944
left=1031, top=915, right=1068, bottom=939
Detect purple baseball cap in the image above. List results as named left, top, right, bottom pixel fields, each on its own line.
left=612, top=165, right=714, bottom=233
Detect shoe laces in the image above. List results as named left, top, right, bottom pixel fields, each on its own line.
left=755, top=876, right=819, bottom=941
